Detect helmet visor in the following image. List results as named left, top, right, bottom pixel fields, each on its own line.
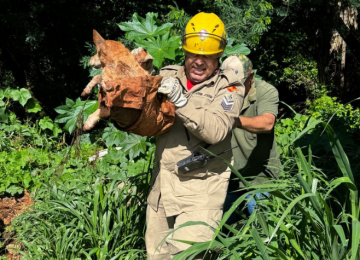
left=181, top=32, right=227, bottom=55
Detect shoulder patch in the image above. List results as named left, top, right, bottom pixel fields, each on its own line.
left=221, top=94, right=234, bottom=111
left=227, top=86, right=239, bottom=92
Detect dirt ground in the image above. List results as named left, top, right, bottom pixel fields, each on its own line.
left=0, top=191, right=33, bottom=260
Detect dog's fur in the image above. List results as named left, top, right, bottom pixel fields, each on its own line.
left=81, top=30, right=175, bottom=136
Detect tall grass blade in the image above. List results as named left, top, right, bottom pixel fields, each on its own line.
left=291, top=117, right=322, bottom=144
left=351, top=219, right=360, bottom=260
left=172, top=240, right=224, bottom=260
left=251, top=227, right=270, bottom=260
left=332, top=225, right=348, bottom=248
left=297, top=174, right=323, bottom=219
left=268, top=192, right=315, bottom=243
left=324, top=123, right=359, bottom=219
left=325, top=177, right=357, bottom=199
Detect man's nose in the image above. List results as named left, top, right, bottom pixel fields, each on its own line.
left=194, top=56, right=205, bottom=65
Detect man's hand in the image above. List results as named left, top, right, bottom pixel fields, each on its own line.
left=159, top=77, right=187, bottom=108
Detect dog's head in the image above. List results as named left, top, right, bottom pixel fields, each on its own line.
left=90, top=30, right=131, bottom=68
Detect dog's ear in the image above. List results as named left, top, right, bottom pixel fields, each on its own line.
left=93, top=30, right=106, bottom=51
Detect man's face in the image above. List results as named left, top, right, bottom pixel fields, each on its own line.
left=185, top=53, right=219, bottom=84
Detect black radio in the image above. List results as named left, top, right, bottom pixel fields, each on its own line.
left=177, top=142, right=237, bottom=174
left=177, top=151, right=213, bottom=174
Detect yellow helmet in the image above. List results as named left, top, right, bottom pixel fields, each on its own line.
left=182, top=12, right=227, bottom=55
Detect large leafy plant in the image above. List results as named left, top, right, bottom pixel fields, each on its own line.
left=118, top=12, right=181, bottom=68
left=307, top=95, right=360, bottom=134
left=0, top=87, right=65, bottom=196
left=54, top=97, right=98, bottom=134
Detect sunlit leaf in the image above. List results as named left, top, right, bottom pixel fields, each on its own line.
left=135, top=33, right=181, bottom=68
left=224, top=43, right=251, bottom=57
left=25, top=99, right=42, bottom=113
left=121, top=134, right=149, bottom=160
left=0, top=108, right=9, bottom=123
left=39, top=116, right=54, bottom=131
left=118, top=12, right=173, bottom=40
left=11, top=88, right=32, bottom=106
left=6, top=185, right=23, bottom=196
left=101, top=123, right=127, bottom=147
left=54, top=98, right=98, bottom=134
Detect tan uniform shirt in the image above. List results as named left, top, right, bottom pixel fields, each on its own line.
left=147, top=65, right=245, bottom=217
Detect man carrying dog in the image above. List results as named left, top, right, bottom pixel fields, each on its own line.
left=145, top=12, right=245, bottom=259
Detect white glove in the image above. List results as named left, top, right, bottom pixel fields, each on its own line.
left=158, top=77, right=187, bottom=108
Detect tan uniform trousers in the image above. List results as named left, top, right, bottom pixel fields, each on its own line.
left=145, top=196, right=222, bottom=260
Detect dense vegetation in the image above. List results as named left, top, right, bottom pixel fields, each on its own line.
left=0, top=0, right=359, bottom=259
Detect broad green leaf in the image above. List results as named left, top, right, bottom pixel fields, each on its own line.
left=224, top=43, right=251, bottom=57
left=135, top=33, right=181, bottom=68
left=83, top=100, right=99, bottom=121
left=0, top=108, right=9, bottom=123
left=39, top=116, right=54, bottom=131
left=54, top=98, right=98, bottom=133
left=6, top=185, right=23, bottom=196
left=103, top=147, right=127, bottom=165
left=126, top=158, right=147, bottom=177
left=11, top=88, right=32, bottom=106
left=54, top=104, right=71, bottom=114
left=121, top=134, right=148, bottom=160
left=23, top=173, right=32, bottom=189
left=3, top=87, right=12, bottom=98
left=64, top=116, right=78, bottom=134
left=52, top=124, right=63, bottom=137
left=25, top=99, right=42, bottom=113
left=101, top=123, right=127, bottom=147
left=118, top=12, right=173, bottom=40
left=66, top=97, right=75, bottom=107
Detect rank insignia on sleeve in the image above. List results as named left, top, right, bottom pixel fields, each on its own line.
left=221, top=94, right=234, bottom=111
left=227, top=86, right=238, bottom=92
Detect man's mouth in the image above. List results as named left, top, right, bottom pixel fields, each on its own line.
left=191, top=67, right=205, bottom=75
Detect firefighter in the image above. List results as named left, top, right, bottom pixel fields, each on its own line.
left=145, top=12, right=245, bottom=259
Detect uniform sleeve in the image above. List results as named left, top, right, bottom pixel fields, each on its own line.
left=257, top=84, right=279, bottom=117
left=176, top=86, right=245, bottom=144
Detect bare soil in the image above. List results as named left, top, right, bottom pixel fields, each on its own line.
left=0, top=191, right=33, bottom=260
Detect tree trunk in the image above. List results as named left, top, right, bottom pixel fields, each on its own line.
left=335, top=13, right=360, bottom=63
left=340, top=39, right=346, bottom=100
